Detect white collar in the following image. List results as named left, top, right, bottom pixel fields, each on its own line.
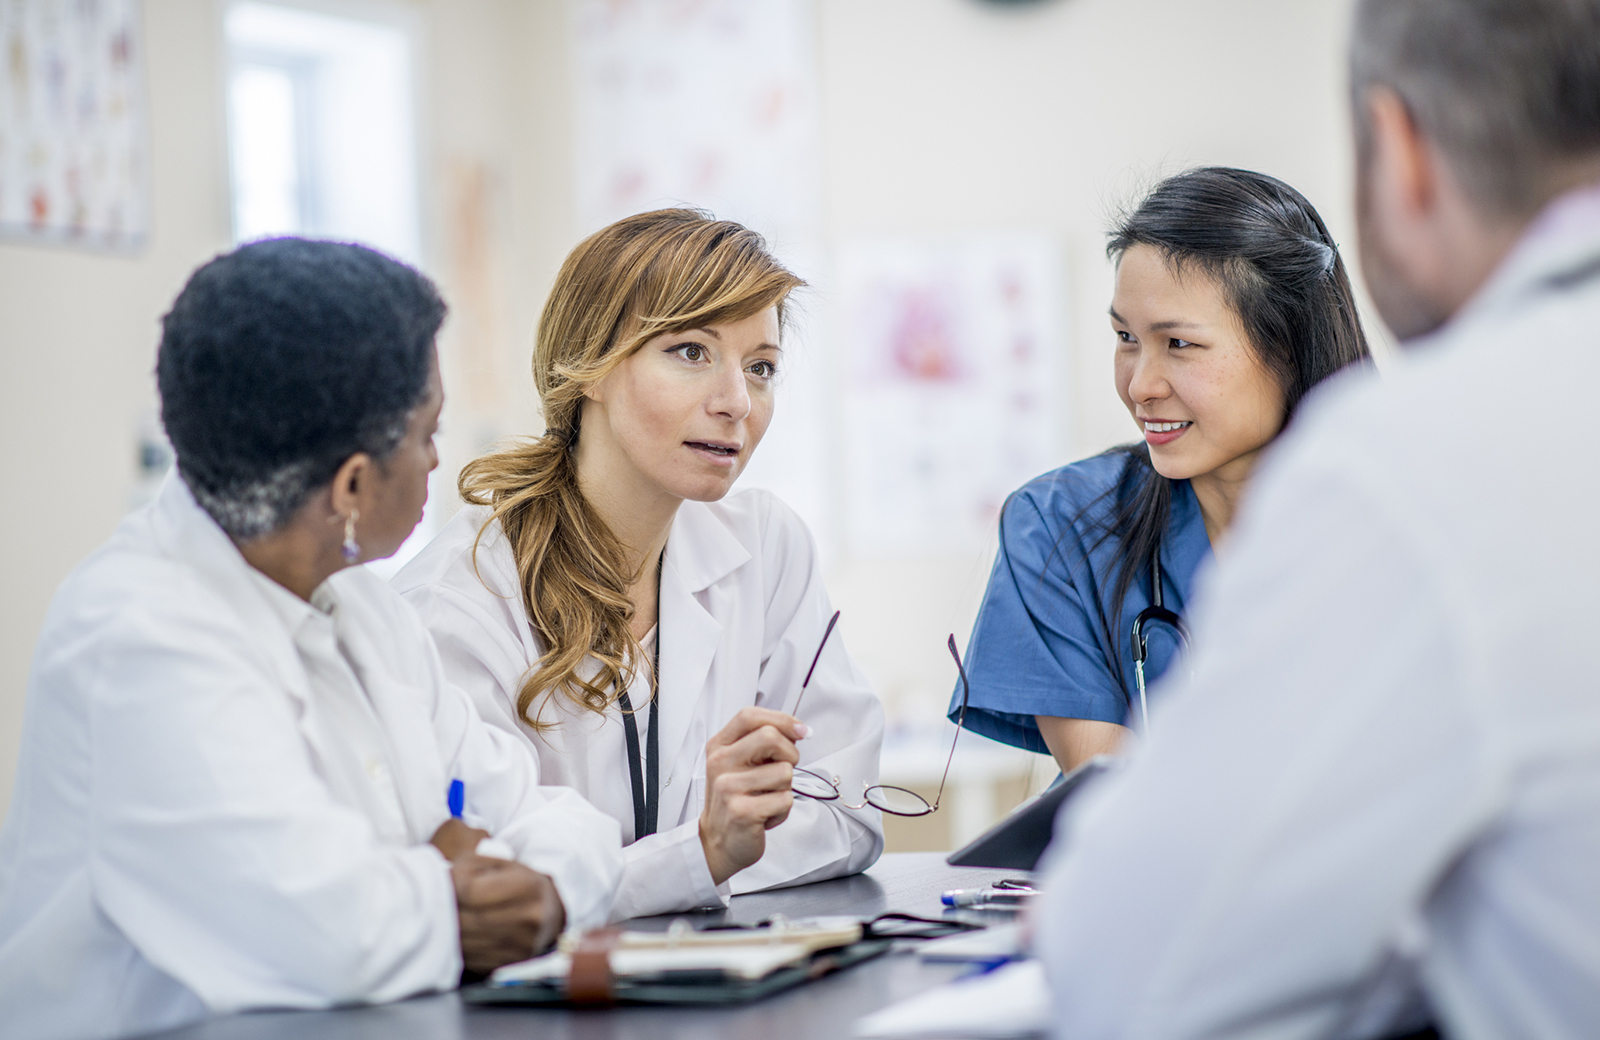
left=245, top=565, right=337, bottom=636
left=1444, top=179, right=1600, bottom=333
left=664, top=499, right=753, bottom=594
left=148, top=475, right=307, bottom=646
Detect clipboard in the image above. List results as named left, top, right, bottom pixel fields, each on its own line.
left=945, top=755, right=1115, bottom=870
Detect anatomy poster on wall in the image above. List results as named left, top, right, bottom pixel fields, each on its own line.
left=838, top=235, right=1064, bottom=555
left=568, top=0, right=833, bottom=548
left=0, top=0, right=148, bottom=249
left=568, top=0, right=819, bottom=247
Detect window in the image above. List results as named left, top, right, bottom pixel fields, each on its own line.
left=225, top=1, right=421, bottom=262
left=224, top=1, right=434, bottom=575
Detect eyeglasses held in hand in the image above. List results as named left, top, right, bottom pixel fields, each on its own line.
left=789, top=614, right=969, bottom=818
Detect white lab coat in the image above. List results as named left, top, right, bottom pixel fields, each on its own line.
left=394, top=488, right=885, bottom=920
left=0, top=477, right=623, bottom=1040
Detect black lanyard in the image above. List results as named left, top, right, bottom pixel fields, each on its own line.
left=618, top=548, right=663, bottom=839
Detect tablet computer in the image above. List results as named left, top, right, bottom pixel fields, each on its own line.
left=945, top=755, right=1115, bottom=871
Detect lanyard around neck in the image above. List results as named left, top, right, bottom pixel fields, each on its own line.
left=618, top=547, right=663, bottom=840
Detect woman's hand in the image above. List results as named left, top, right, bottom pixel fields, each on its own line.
left=429, top=817, right=490, bottom=861
left=698, top=706, right=808, bottom=885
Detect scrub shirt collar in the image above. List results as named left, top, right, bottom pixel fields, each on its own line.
left=1161, top=479, right=1214, bottom=591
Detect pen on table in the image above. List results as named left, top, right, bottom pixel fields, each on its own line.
left=941, top=887, right=1038, bottom=908
left=959, top=954, right=1023, bottom=979
left=448, top=779, right=465, bottom=818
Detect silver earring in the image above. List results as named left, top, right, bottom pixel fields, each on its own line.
left=342, top=509, right=361, bottom=563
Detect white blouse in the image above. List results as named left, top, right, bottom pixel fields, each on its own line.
left=394, top=488, right=886, bottom=920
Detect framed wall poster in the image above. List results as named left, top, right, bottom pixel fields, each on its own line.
left=838, top=235, right=1065, bottom=555
left=567, top=0, right=834, bottom=550
left=568, top=0, right=819, bottom=245
left=0, top=0, right=149, bottom=250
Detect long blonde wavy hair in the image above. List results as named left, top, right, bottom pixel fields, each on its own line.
left=459, top=209, right=803, bottom=729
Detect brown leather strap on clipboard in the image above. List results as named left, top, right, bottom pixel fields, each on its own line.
left=567, top=928, right=622, bottom=1005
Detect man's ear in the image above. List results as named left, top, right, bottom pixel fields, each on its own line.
left=1365, top=86, right=1437, bottom=223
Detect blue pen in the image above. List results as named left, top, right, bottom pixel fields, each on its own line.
left=942, top=887, right=1035, bottom=908
left=959, top=955, right=1020, bottom=979
left=448, top=779, right=465, bottom=818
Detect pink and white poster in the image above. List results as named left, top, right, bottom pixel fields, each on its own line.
left=838, top=235, right=1064, bottom=554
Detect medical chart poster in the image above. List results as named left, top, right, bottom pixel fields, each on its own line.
left=0, top=0, right=149, bottom=250
left=838, top=236, right=1064, bottom=555
left=567, top=0, right=820, bottom=248
left=568, top=0, right=832, bottom=547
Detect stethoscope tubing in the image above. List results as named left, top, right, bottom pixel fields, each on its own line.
left=991, top=485, right=1191, bottom=734
left=1130, top=544, right=1188, bottom=733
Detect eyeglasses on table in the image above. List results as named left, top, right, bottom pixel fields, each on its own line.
left=788, top=611, right=970, bottom=818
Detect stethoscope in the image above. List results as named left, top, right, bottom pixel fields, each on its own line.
left=1128, top=543, right=1188, bottom=732
left=993, top=499, right=1191, bottom=733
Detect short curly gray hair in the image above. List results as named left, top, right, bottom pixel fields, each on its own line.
left=182, top=411, right=408, bottom=540
left=159, top=238, right=444, bottom=542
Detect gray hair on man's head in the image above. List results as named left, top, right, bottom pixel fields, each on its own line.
left=1351, top=0, right=1600, bottom=215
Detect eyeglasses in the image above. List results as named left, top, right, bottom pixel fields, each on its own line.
left=789, top=613, right=969, bottom=818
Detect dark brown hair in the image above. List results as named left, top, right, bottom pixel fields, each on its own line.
left=1090, top=167, right=1371, bottom=686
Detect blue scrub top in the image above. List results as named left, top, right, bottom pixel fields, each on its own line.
left=948, top=450, right=1213, bottom=755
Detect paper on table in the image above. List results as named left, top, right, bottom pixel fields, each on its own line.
left=854, top=960, right=1050, bottom=1039
left=602, top=917, right=862, bottom=952
left=917, top=923, right=1024, bottom=963
left=491, top=943, right=814, bottom=985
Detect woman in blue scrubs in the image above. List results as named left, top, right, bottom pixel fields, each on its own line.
left=955, top=168, right=1372, bottom=775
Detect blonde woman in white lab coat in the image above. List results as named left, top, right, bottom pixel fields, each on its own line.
left=395, top=210, right=885, bottom=920
left=0, top=240, right=623, bottom=1040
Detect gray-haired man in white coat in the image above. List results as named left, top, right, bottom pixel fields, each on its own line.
left=1037, top=2, right=1600, bottom=1038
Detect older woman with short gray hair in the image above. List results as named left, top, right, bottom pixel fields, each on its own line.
left=0, top=239, right=624, bottom=1040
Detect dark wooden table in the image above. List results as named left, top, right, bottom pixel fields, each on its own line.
left=141, top=852, right=1025, bottom=1040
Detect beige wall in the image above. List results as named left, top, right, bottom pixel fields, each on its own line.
left=0, top=0, right=233, bottom=819
left=0, top=0, right=1377, bottom=821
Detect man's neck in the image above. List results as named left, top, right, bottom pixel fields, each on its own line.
left=1432, top=164, right=1600, bottom=326
left=1432, top=205, right=1528, bottom=325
